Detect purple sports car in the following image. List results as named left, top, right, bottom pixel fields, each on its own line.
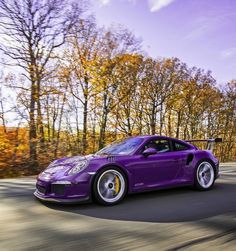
left=34, top=136, right=220, bottom=205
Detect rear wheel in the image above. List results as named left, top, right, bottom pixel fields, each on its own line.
left=195, top=161, right=215, bottom=190
left=93, top=167, right=127, bottom=205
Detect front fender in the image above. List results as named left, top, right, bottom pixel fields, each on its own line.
left=85, top=161, right=133, bottom=194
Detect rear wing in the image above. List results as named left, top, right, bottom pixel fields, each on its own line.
left=185, top=138, right=222, bottom=151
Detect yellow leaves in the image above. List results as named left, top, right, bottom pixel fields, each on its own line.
left=0, top=127, right=29, bottom=173
left=0, top=136, right=10, bottom=151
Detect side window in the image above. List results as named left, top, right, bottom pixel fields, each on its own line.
left=173, top=141, right=189, bottom=151
left=144, top=139, right=171, bottom=153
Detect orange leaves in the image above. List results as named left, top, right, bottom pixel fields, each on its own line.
left=0, top=127, right=29, bottom=173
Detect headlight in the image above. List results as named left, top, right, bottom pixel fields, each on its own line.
left=68, top=160, right=89, bottom=175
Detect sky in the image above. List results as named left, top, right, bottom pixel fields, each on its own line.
left=91, top=0, right=236, bottom=84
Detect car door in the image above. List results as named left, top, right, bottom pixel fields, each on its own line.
left=133, top=138, right=187, bottom=190
left=171, top=140, right=194, bottom=182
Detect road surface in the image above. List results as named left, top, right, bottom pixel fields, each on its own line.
left=0, top=163, right=236, bottom=250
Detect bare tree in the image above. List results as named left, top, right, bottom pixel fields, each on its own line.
left=66, top=19, right=100, bottom=153
left=96, top=28, right=141, bottom=149
left=0, top=71, right=7, bottom=133
left=0, top=0, right=83, bottom=166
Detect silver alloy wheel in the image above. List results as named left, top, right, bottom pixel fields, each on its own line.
left=197, top=162, right=214, bottom=189
left=97, top=169, right=125, bottom=203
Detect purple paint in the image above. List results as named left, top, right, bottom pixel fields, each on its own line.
left=34, top=136, right=219, bottom=204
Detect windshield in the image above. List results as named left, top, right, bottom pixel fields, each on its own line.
left=96, top=137, right=144, bottom=155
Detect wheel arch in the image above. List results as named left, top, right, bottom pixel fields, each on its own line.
left=194, top=158, right=216, bottom=190
left=195, top=157, right=217, bottom=176
left=90, top=164, right=130, bottom=199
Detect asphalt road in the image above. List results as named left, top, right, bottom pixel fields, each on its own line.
left=0, top=163, right=236, bottom=251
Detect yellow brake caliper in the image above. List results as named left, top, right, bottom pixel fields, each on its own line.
left=115, top=176, right=120, bottom=194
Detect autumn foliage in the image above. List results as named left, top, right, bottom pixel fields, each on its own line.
left=0, top=0, right=235, bottom=178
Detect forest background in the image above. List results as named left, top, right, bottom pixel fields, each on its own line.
left=0, top=0, right=235, bottom=177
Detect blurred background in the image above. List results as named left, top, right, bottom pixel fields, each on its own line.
left=0, top=1, right=236, bottom=251
left=0, top=0, right=235, bottom=178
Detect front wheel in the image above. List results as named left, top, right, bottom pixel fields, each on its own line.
left=195, top=161, right=215, bottom=190
left=93, top=167, right=127, bottom=205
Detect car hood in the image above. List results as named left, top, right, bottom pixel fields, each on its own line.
left=52, top=155, right=93, bottom=166
left=38, top=154, right=93, bottom=178
left=39, top=153, right=125, bottom=180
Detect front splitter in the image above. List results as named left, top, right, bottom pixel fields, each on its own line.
left=34, top=191, right=90, bottom=204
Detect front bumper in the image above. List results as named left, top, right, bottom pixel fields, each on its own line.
left=34, top=173, right=93, bottom=204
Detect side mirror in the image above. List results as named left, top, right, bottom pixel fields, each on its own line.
left=143, top=148, right=157, bottom=157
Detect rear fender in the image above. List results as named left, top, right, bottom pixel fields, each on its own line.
left=191, top=151, right=218, bottom=176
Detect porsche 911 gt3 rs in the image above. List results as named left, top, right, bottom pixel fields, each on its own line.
left=34, top=136, right=220, bottom=205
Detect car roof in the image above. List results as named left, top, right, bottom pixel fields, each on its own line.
left=134, top=135, right=196, bottom=149
left=135, top=135, right=177, bottom=140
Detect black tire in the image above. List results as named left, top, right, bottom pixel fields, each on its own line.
left=93, top=167, right=127, bottom=206
left=194, top=160, right=215, bottom=191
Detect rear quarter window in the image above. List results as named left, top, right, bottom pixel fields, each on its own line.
left=173, top=141, right=189, bottom=151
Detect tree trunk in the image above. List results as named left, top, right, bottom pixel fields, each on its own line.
left=150, top=104, right=156, bottom=135
left=176, top=111, right=181, bottom=138
left=82, top=100, right=88, bottom=153
left=167, top=110, right=172, bottom=137
left=29, top=82, right=38, bottom=167
left=37, top=86, right=44, bottom=144
left=0, top=100, right=6, bottom=133
left=99, top=111, right=108, bottom=149
left=98, top=91, right=109, bottom=149
left=159, top=103, right=163, bottom=135
left=46, top=96, right=51, bottom=142
left=54, top=93, right=66, bottom=158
